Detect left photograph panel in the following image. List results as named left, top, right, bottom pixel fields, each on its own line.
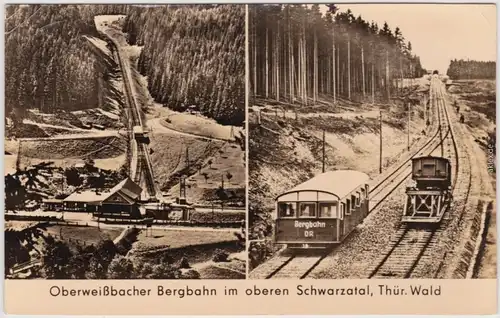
left=4, top=4, right=246, bottom=280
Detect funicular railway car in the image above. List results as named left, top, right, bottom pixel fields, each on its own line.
left=274, top=170, right=370, bottom=249
left=133, top=125, right=150, bottom=144
left=402, top=156, right=452, bottom=223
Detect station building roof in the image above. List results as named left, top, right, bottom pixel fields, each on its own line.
left=63, top=177, right=142, bottom=206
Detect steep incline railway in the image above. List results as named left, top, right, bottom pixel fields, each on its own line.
left=106, top=33, right=158, bottom=201
left=367, top=77, right=470, bottom=279
left=250, top=78, right=466, bottom=280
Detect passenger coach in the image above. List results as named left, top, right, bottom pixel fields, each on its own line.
left=274, top=170, right=370, bottom=249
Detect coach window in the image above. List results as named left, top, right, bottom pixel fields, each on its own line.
left=299, top=202, right=316, bottom=218
left=345, top=199, right=351, bottom=215
left=423, top=163, right=435, bottom=175
left=360, top=188, right=366, bottom=202
left=278, top=202, right=296, bottom=218
left=319, top=202, right=338, bottom=218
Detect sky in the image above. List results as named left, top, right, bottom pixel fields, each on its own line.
left=320, top=4, right=497, bottom=74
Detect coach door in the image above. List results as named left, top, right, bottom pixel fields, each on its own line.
left=339, top=202, right=345, bottom=240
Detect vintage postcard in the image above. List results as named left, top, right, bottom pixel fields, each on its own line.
left=248, top=2, right=497, bottom=282
left=3, top=2, right=498, bottom=316
left=4, top=4, right=246, bottom=282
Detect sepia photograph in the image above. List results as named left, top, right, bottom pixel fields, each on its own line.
left=248, top=4, right=496, bottom=280
left=5, top=4, right=246, bottom=280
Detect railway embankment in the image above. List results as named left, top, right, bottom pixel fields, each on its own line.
left=447, top=80, right=496, bottom=278
left=436, top=101, right=495, bottom=278
left=402, top=90, right=494, bottom=279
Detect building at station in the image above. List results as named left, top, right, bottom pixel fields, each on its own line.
left=143, top=200, right=195, bottom=221
left=42, top=177, right=143, bottom=218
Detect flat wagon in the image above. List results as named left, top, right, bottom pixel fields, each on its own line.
left=274, top=170, right=370, bottom=249
left=402, top=156, right=452, bottom=223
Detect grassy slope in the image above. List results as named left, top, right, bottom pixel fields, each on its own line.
left=169, top=142, right=245, bottom=204
left=20, top=137, right=126, bottom=159
left=17, top=136, right=127, bottom=172
left=149, top=133, right=222, bottom=192
left=162, top=114, right=237, bottom=141
left=133, top=229, right=237, bottom=250
left=197, top=262, right=245, bottom=279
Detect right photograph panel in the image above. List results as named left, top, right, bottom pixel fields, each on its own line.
left=247, top=4, right=497, bottom=280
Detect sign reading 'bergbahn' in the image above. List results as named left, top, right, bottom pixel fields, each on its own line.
left=294, top=221, right=326, bottom=229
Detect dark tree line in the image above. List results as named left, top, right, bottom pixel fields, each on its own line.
left=446, top=59, right=496, bottom=80
left=5, top=161, right=126, bottom=213
left=5, top=5, right=129, bottom=120
left=122, top=5, right=245, bottom=126
left=6, top=230, right=199, bottom=279
left=6, top=4, right=244, bottom=126
left=5, top=162, right=57, bottom=212
left=249, top=4, right=426, bottom=105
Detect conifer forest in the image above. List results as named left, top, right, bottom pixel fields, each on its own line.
left=5, top=5, right=128, bottom=117
left=249, top=4, right=426, bottom=104
left=446, top=60, right=496, bottom=80
left=5, top=4, right=245, bottom=126
left=123, top=5, right=245, bottom=125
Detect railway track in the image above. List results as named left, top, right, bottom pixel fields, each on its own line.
left=264, top=249, right=333, bottom=279
left=109, top=36, right=157, bottom=200
left=367, top=78, right=471, bottom=279
left=368, top=95, right=446, bottom=212
left=250, top=80, right=455, bottom=280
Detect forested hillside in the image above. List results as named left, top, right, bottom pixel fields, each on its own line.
left=446, top=59, right=496, bottom=80
left=6, top=5, right=244, bottom=126
left=122, top=5, right=245, bottom=126
left=5, top=5, right=128, bottom=119
left=249, top=4, right=426, bottom=104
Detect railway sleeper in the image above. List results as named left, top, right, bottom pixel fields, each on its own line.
left=250, top=255, right=293, bottom=279
left=271, top=257, right=322, bottom=279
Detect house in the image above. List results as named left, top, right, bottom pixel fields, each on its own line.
left=62, top=177, right=143, bottom=217
left=73, top=163, right=86, bottom=172
left=41, top=198, right=64, bottom=211
left=143, top=201, right=194, bottom=221
left=74, top=163, right=85, bottom=169
left=62, top=190, right=106, bottom=212
left=72, top=162, right=99, bottom=175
